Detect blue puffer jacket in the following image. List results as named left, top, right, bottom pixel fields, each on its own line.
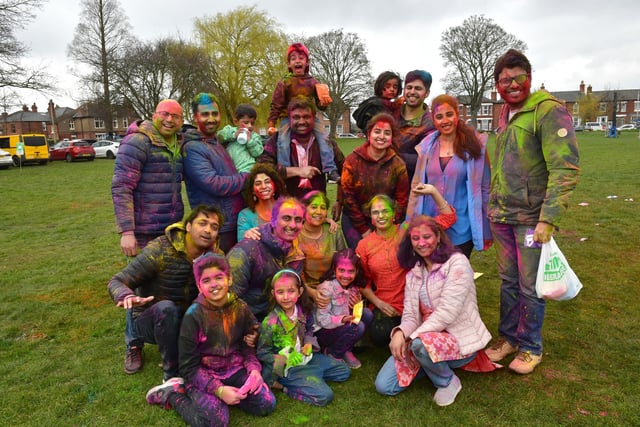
left=111, top=120, right=184, bottom=236
left=182, top=126, right=247, bottom=234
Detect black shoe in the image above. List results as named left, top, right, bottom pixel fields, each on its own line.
left=327, top=170, right=341, bottom=184
left=124, top=346, right=143, bottom=374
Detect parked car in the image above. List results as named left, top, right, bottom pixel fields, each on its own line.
left=49, top=140, right=95, bottom=162
left=0, top=148, right=13, bottom=169
left=617, top=124, right=636, bottom=131
left=338, top=133, right=358, bottom=138
left=92, top=140, right=120, bottom=159
left=584, top=122, right=604, bottom=131
left=573, top=125, right=585, bottom=132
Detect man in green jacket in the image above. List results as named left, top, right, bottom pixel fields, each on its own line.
left=485, top=49, right=580, bottom=375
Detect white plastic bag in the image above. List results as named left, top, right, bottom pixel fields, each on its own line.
left=535, top=237, right=583, bottom=301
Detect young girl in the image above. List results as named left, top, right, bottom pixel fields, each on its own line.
left=145, top=253, right=275, bottom=426
left=314, top=249, right=373, bottom=369
left=257, top=269, right=351, bottom=406
left=353, top=71, right=403, bottom=131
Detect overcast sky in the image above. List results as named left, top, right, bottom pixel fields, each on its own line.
left=11, top=0, right=640, bottom=111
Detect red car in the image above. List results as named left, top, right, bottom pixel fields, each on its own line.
left=49, top=140, right=96, bottom=162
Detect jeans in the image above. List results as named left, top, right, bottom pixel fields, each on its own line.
left=375, top=339, right=476, bottom=395
left=490, top=222, right=545, bottom=354
left=125, top=300, right=182, bottom=378
left=315, top=308, right=373, bottom=357
left=277, top=353, right=351, bottom=406
left=170, top=368, right=276, bottom=427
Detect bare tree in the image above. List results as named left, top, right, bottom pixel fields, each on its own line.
left=440, top=15, right=526, bottom=127
left=304, top=29, right=373, bottom=139
left=194, top=5, right=288, bottom=124
left=111, top=38, right=211, bottom=120
left=67, top=0, right=136, bottom=135
left=0, top=0, right=53, bottom=92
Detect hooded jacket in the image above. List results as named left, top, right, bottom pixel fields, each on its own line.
left=227, top=222, right=305, bottom=320
left=107, top=222, right=222, bottom=317
left=179, top=292, right=261, bottom=393
left=182, top=126, right=247, bottom=234
left=488, top=91, right=580, bottom=226
left=341, top=143, right=409, bottom=234
left=111, top=120, right=184, bottom=237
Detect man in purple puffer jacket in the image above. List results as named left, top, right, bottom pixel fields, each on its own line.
left=112, top=99, right=185, bottom=257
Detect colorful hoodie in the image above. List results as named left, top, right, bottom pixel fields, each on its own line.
left=227, top=223, right=305, bottom=320
left=111, top=120, right=183, bottom=237
left=216, top=124, right=264, bottom=173
left=397, top=104, right=435, bottom=181
left=488, top=91, right=580, bottom=226
left=182, top=126, right=247, bottom=235
left=107, top=222, right=222, bottom=317
left=341, top=143, right=409, bottom=234
left=179, top=292, right=261, bottom=393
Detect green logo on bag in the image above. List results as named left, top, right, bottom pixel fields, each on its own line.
left=543, top=254, right=567, bottom=282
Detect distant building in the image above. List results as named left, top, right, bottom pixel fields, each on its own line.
left=456, top=81, right=640, bottom=130
left=0, top=100, right=139, bottom=141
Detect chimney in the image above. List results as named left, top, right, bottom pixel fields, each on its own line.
left=31, top=103, right=37, bottom=112
left=491, top=90, right=497, bottom=102
left=22, top=104, right=29, bottom=112
left=48, top=99, right=56, bottom=121
left=579, top=80, right=585, bottom=94
left=587, top=84, right=592, bottom=94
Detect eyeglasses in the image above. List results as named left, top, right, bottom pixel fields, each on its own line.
left=155, top=111, right=183, bottom=121
left=498, top=73, right=529, bottom=87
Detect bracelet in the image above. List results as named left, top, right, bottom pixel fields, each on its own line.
left=215, top=386, right=224, bottom=398
left=438, top=201, right=449, bottom=210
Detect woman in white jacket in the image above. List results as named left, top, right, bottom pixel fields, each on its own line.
left=374, top=215, right=492, bottom=406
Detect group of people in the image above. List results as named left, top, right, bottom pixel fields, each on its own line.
left=107, top=46, right=580, bottom=426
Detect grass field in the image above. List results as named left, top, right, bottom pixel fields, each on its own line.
left=1, top=131, right=639, bottom=426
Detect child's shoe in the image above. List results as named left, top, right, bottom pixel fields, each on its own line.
left=508, top=351, right=542, bottom=374
left=343, top=351, right=361, bottom=369
left=327, top=170, right=341, bottom=184
left=433, top=375, right=461, bottom=406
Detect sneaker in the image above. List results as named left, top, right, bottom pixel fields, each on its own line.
left=433, top=375, right=462, bottom=406
left=327, top=170, right=341, bottom=184
left=485, top=337, right=517, bottom=362
left=146, top=377, right=185, bottom=409
left=124, top=346, right=143, bottom=374
left=509, top=351, right=542, bottom=374
left=343, top=351, right=362, bottom=369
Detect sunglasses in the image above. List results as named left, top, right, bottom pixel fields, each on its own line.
left=498, top=73, right=529, bottom=87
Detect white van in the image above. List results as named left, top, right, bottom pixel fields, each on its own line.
left=585, top=122, right=604, bottom=131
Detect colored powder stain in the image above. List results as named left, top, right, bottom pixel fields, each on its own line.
left=291, top=415, right=310, bottom=425
left=305, top=375, right=322, bottom=384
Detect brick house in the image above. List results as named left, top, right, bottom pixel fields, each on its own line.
left=457, top=82, right=640, bottom=130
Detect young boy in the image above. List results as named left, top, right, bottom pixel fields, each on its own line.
left=217, top=103, right=264, bottom=173
left=268, top=42, right=340, bottom=183
left=145, top=253, right=275, bottom=426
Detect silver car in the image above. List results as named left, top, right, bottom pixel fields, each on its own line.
left=92, top=140, right=120, bottom=159
left=0, top=148, right=13, bottom=169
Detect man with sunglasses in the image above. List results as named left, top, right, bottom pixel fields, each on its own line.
left=183, top=92, right=248, bottom=253
left=485, top=49, right=580, bottom=374
left=112, top=99, right=185, bottom=257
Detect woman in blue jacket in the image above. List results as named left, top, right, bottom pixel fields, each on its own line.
left=407, top=94, right=491, bottom=258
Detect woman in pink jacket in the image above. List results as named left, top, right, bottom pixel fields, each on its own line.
left=374, top=215, right=492, bottom=406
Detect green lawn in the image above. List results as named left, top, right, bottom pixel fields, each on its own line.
left=0, top=131, right=639, bottom=426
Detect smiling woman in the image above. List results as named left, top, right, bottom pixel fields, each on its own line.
left=341, top=112, right=409, bottom=249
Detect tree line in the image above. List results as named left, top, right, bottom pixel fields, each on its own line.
left=2, top=1, right=530, bottom=135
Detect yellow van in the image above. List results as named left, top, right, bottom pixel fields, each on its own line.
left=0, top=134, right=49, bottom=166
